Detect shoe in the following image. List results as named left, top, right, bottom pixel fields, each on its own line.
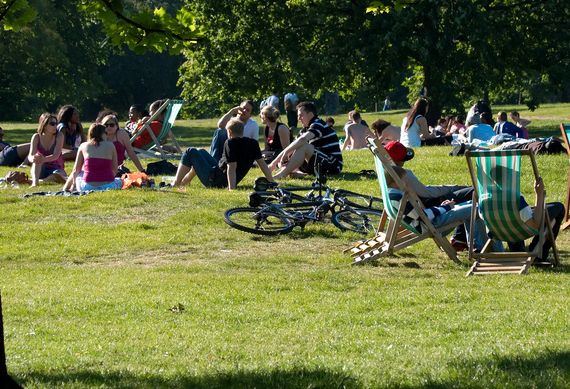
left=450, top=238, right=468, bottom=252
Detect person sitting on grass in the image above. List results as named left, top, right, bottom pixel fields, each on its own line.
left=57, top=105, right=85, bottom=161
left=173, top=118, right=274, bottom=190
left=99, top=113, right=146, bottom=175
left=341, top=111, right=374, bottom=151
left=271, top=101, right=343, bottom=179
left=510, top=111, right=530, bottom=139
left=63, top=123, right=122, bottom=192
left=260, top=105, right=292, bottom=163
left=493, top=111, right=524, bottom=138
left=371, top=119, right=400, bottom=143
left=0, top=126, right=30, bottom=167
left=28, top=113, right=67, bottom=187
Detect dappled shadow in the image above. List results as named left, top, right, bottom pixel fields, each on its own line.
left=19, top=367, right=361, bottom=389
left=397, top=350, right=570, bottom=388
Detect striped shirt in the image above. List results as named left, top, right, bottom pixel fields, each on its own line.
left=300, top=116, right=343, bottom=166
left=388, top=189, right=452, bottom=233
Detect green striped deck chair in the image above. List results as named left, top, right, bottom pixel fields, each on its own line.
left=351, top=138, right=461, bottom=265
left=559, top=123, right=570, bottom=230
left=129, top=99, right=184, bottom=160
left=465, top=149, right=559, bottom=275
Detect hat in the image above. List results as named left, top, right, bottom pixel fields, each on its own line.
left=384, top=141, right=415, bottom=163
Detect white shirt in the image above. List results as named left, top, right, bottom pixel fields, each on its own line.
left=243, top=119, right=259, bottom=141
left=400, top=115, right=422, bottom=148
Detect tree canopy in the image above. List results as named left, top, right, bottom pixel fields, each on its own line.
left=2, top=0, right=570, bottom=120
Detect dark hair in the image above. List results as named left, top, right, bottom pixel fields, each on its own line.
left=325, top=117, right=335, bottom=125
left=131, top=104, right=145, bottom=114
left=404, top=98, right=429, bottom=131
left=242, top=100, right=255, bottom=112
left=88, top=123, right=106, bottom=145
left=149, top=99, right=167, bottom=115
left=96, top=109, right=118, bottom=124
left=481, top=112, right=493, bottom=125
left=371, top=119, right=391, bottom=136
left=57, top=104, right=84, bottom=139
left=498, top=111, right=508, bottom=122
left=352, top=111, right=361, bottom=121
left=37, top=112, right=56, bottom=135
left=297, top=101, right=317, bottom=116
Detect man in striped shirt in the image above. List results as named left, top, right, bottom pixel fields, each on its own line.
left=271, top=101, right=342, bottom=179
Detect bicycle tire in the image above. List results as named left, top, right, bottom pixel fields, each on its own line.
left=331, top=208, right=382, bottom=234
left=336, top=190, right=383, bottom=211
left=224, top=207, right=295, bottom=235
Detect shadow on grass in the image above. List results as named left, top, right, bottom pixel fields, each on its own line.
left=410, top=350, right=570, bottom=388
left=19, top=367, right=361, bottom=389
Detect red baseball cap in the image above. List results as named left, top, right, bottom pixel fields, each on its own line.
left=384, top=141, right=415, bottom=163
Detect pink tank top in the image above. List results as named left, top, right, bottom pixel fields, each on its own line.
left=37, top=138, right=64, bottom=170
left=83, top=157, right=115, bottom=183
left=113, top=140, right=126, bottom=165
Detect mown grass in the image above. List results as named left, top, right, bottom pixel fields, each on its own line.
left=0, top=104, right=569, bottom=388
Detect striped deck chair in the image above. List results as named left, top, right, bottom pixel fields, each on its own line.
left=129, top=99, right=184, bottom=160
left=465, top=149, right=559, bottom=275
left=350, top=138, right=461, bottom=265
left=559, top=123, right=570, bottom=230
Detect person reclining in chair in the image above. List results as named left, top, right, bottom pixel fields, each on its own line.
left=503, top=177, right=563, bottom=265
left=132, top=99, right=166, bottom=149
left=382, top=140, right=475, bottom=250
left=381, top=140, right=489, bottom=251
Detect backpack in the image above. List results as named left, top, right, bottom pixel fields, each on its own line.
left=146, top=159, right=178, bottom=176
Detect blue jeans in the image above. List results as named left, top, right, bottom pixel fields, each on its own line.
left=209, top=128, right=228, bottom=162
left=431, top=201, right=488, bottom=250
left=181, top=148, right=226, bottom=188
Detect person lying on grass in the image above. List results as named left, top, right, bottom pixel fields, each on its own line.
left=0, top=126, right=30, bottom=167
left=173, top=118, right=274, bottom=190
left=63, top=123, right=122, bottom=192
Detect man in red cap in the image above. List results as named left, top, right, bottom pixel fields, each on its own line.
left=382, top=140, right=474, bottom=250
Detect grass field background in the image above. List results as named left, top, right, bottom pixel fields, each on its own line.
left=0, top=104, right=569, bottom=388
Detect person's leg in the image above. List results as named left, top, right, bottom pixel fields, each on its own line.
left=30, top=163, right=43, bottom=186
left=174, top=149, right=194, bottom=186
left=273, top=144, right=314, bottom=180
left=209, top=128, right=228, bottom=162
left=15, top=143, right=30, bottom=163
left=175, top=148, right=218, bottom=187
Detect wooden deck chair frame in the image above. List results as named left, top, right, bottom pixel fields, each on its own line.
left=129, top=99, right=184, bottom=160
left=465, top=149, right=559, bottom=276
left=351, top=138, right=462, bottom=265
left=559, top=123, right=570, bottom=230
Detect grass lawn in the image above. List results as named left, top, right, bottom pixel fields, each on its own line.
left=0, top=104, right=569, bottom=388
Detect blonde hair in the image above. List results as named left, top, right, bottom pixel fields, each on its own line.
left=227, top=118, right=244, bottom=136
left=261, top=105, right=280, bottom=122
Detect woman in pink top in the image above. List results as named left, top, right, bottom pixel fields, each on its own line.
left=63, top=124, right=122, bottom=192
left=28, top=113, right=66, bottom=186
left=99, top=113, right=145, bottom=174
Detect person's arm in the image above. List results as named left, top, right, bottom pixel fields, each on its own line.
left=28, top=134, right=40, bottom=164
left=274, top=131, right=315, bottom=168
left=63, top=146, right=85, bottom=191
left=118, top=130, right=145, bottom=172
left=226, top=161, right=237, bottom=190
left=41, top=132, right=65, bottom=163
left=110, top=143, right=118, bottom=176
left=417, top=117, right=433, bottom=139
left=217, top=106, right=240, bottom=129
left=525, top=177, right=545, bottom=230
left=256, top=158, right=275, bottom=182
left=277, top=124, right=291, bottom=149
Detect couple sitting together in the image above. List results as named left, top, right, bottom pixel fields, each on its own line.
left=172, top=100, right=343, bottom=189
left=381, top=139, right=562, bottom=264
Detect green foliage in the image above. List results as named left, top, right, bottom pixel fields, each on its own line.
left=0, top=0, right=36, bottom=31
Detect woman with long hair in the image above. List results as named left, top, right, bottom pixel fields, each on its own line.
left=57, top=105, right=85, bottom=161
left=28, top=113, right=66, bottom=186
left=63, top=123, right=122, bottom=192
left=400, top=98, right=434, bottom=147
left=99, top=113, right=145, bottom=174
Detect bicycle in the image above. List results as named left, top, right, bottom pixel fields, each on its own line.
left=224, top=178, right=383, bottom=236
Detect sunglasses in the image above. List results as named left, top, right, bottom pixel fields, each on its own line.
left=48, top=121, right=57, bottom=126
left=104, top=122, right=117, bottom=128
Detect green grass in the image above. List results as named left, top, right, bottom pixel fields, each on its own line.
left=0, top=104, right=569, bottom=388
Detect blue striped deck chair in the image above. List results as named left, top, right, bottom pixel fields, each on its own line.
left=351, top=138, right=461, bottom=265
left=559, top=123, right=570, bottom=230
left=129, top=99, right=184, bottom=160
left=465, top=149, right=559, bottom=275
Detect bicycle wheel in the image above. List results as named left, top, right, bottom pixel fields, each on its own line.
left=224, top=207, right=295, bottom=235
left=332, top=208, right=382, bottom=234
left=336, top=190, right=383, bottom=211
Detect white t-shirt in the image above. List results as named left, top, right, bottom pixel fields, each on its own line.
left=400, top=115, right=423, bottom=148
left=243, top=119, right=259, bottom=141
